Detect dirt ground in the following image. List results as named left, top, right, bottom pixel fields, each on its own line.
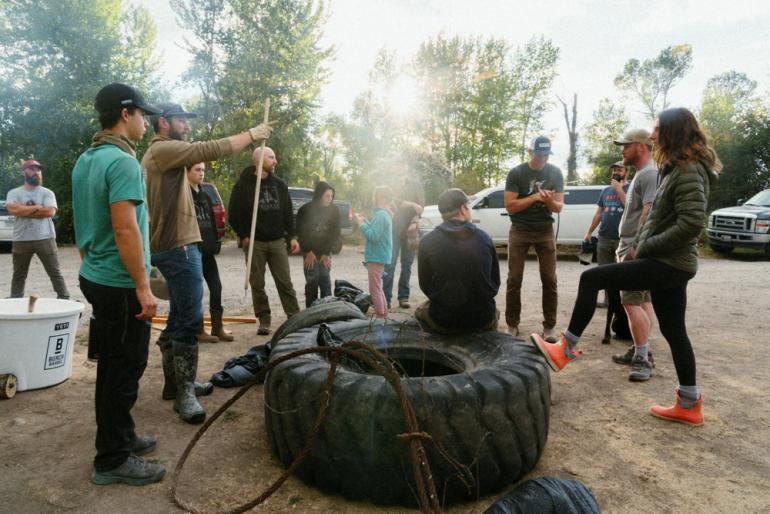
left=1, top=242, right=769, bottom=514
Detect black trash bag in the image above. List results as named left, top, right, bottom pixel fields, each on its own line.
left=333, top=279, right=372, bottom=314
left=210, top=343, right=272, bottom=388
left=484, top=476, right=601, bottom=514
left=316, top=322, right=345, bottom=347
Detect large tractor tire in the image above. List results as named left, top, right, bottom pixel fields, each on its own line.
left=264, top=318, right=551, bottom=506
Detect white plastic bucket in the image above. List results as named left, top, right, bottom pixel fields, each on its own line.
left=0, top=298, right=85, bottom=392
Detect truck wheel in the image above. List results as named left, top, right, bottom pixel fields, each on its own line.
left=265, top=318, right=551, bottom=506
left=0, top=374, right=17, bottom=399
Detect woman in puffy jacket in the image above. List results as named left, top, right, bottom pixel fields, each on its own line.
left=531, top=107, right=720, bottom=426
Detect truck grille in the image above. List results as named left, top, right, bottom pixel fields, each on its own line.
left=713, top=215, right=751, bottom=231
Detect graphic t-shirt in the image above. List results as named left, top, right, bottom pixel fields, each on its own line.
left=5, top=186, right=57, bottom=241
left=597, top=184, right=629, bottom=239
left=504, top=162, right=564, bottom=231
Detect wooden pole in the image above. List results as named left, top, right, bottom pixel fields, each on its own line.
left=244, top=98, right=271, bottom=293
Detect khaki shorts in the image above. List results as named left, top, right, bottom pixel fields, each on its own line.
left=620, top=289, right=651, bottom=305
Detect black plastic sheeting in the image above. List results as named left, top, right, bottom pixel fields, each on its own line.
left=484, top=476, right=601, bottom=514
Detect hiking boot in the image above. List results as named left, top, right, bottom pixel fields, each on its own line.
left=91, top=454, right=166, bottom=486
left=257, top=324, right=271, bottom=336
left=159, top=339, right=214, bottom=400
left=530, top=333, right=583, bottom=372
left=211, top=312, right=234, bottom=342
left=398, top=299, right=411, bottom=309
left=542, top=327, right=558, bottom=343
left=196, top=322, right=219, bottom=344
left=172, top=342, right=206, bottom=424
left=612, top=346, right=655, bottom=367
left=650, top=390, right=704, bottom=426
left=628, top=355, right=654, bottom=382
left=506, top=325, right=519, bottom=337
left=131, top=435, right=156, bottom=456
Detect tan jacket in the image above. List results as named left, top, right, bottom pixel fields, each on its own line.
left=142, top=135, right=233, bottom=252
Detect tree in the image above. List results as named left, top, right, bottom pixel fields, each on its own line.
left=614, top=44, right=692, bottom=120
left=557, top=93, right=578, bottom=183
left=0, top=0, right=160, bottom=240
left=581, top=98, right=628, bottom=184
left=510, top=37, right=560, bottom=160
left=699, top=71, right=768, bottom=207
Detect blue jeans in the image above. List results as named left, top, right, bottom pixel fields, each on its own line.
left=151, top=245, right=203, bottom=346
left=383, top=236, right=415, bottom=306
left=303, top=260, right=332, bottom=308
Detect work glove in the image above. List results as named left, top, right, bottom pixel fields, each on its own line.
left=249, top=122, right=272, bottom=141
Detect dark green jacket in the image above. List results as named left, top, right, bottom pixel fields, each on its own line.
left=635, top=161, right=718, bottom=273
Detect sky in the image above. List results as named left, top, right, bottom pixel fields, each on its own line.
left=139, top=0, right=770, bottom=175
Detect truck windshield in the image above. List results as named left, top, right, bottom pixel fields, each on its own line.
left=745, top=190, right=770, bottom=207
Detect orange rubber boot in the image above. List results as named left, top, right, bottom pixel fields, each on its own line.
left=530, top=333, right=582, bottom=372
left=650, top=390, right=704, bottom=426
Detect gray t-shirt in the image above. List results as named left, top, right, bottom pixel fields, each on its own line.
left=617, top=160, right=658, bottom=255
left=505, top=162, right=565, bottom=231
left=5, top=186, right=57, bottom=241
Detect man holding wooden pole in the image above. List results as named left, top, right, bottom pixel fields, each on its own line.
left=142, top=102, right=271, bottom=424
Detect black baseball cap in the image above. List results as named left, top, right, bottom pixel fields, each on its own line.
left=438, top=188, right=469, bottom=214
left=155, top=103, right=198, bottom=119
left=529, top=135, right=553, bottom=156
left=94, top=83, right=161, bottom=115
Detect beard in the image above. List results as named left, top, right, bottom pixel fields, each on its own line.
left=169, top=126, right=186, bottom=141
left=24, top=175, right=41, bottom=186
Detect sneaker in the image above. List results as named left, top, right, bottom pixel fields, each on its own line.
left=91, top=454, right=166, bottom=486
left=628, top=355, right=654, bottom=382
left=530, top=333, right=583, bottom=372
left=542, top=327, right=558, bottom=343
left=612, top=347, right=655, bottom=367
left=398, top=299, right=410, bottom=309
left=257, top=325, right=271, bottom=336
left=506, top=325, right=519, bottom=337
left=131, top=435, right=156, bottom=456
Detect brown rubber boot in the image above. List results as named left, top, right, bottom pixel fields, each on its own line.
left=196, top=321, right=219, bottom=343
left=211, top=312, right=234, bottom=342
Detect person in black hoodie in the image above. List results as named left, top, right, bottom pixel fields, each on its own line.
left=295, top=181, right=341, bottom=307
left=416, top=188, right=500, bottom=333
left=187, top=162, right=233, bottom=343
left=228, top=146, right=300, bottom=335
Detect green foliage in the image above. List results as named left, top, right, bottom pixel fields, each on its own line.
left=699, top=72, right=769, bottom=208
left=0, top=0, right=161, bottom=241
left=171, top=0, right=332, bottom=193
left=581, top=98, right=628, bottom=184
left=614, top=44, right=692, bottom=120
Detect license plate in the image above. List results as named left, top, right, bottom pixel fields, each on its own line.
left=721, top=235, right=733, bottom=241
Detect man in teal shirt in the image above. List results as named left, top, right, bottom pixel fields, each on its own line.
left=72, top=83, right=165, bottom=486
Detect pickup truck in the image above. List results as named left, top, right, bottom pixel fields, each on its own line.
left=706, top=189, right=770, bottom=256
left=419, top=185, right=605, bottom=249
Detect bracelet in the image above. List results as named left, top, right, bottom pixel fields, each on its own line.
left=248, top=127, right=258, bottom=142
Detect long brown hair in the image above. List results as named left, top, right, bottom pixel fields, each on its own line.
left=653, top=107, right=722, bottom=173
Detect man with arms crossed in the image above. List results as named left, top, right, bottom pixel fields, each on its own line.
left=6, top=160, right=70, bottom=299
left=72, top=83, right=163, bottom=486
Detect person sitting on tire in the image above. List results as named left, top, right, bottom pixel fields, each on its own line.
left=416, top=188, right=500, bottom=334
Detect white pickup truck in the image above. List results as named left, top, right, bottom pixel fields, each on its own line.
left=419, top=185, right=605, bottom=248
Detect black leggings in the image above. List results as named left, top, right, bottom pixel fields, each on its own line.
left=567, top=258, right=697, bottom=386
